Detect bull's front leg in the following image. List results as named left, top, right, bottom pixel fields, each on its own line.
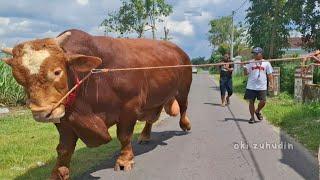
left=51, top=123, right=78, bottom=180
left=115, top=110, right=137, bottom=171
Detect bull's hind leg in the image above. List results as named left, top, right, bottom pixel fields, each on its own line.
left=176, top=80, right=192, bottom=132
left=138, top=107, right=162, bottom=144
left=138, top=122, right=153, bottom=144
left=115, top=109, right=137, bottom=171
left=178, top=98, right=191, bottom=131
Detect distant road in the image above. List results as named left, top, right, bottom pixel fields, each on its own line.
left=80, top=73, right=319, bottom=180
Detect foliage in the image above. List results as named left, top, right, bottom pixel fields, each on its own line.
left=246, top=0, right=290, bottom=58
left=101, top=0, right=173, bottom=39
left=191, top=57, right=206, bottom=65
left=208, top=16, right=246, bottom=56
left=287, top=0, right=320, bottom=51
left=0, top=58, right=25, bottom=106
left=208, top=53, right=223, bottom=74
left=277, top=62, right=299, bottom=94
left=0, top=110, right=144, bottom=179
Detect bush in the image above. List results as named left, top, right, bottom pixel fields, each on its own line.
left=0, top=60, right=26, bottom=106
left=278, top=62, right=299, bottom=94
left=313, top=67, right=320, bottom=84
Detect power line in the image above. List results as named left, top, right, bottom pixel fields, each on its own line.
left=233, top=0, right=249, bottom=14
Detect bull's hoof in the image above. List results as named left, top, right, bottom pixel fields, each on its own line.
left=50, top=166, right=70, bottom=180
left=137, top=134, right=151, bottom=144
left=114, top=158, right=135, bottom=171
left=180, top=117, right=191, bottom=132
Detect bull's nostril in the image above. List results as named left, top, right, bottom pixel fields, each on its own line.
left=45, top=112, right=52, bottom=119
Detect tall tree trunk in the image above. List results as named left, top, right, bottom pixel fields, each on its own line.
left=151, top=2, right=156, bottom=40
left=164, top=26, right=169, bottom=40
left=269, top=0, right=279, bottom=59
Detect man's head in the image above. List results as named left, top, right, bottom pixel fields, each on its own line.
left=223, top=53, right=231, bottom=62
left=252, top=47, right=263, bottom=60
left=1, top=32, right=102, bottom=123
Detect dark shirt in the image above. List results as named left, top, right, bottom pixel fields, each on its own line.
left=220, top=60, right=233, bottom=79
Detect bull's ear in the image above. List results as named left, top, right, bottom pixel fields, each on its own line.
left=67, top=54, right=102, bottom=72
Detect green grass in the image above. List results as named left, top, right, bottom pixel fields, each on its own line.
left=0, top=60, right=25, bottom=106
left=218, top=74, right=320, bottom=154
left=0, top=110, right=144, bottom=179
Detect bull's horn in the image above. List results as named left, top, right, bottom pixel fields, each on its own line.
left=1, top=47, right=13, bottom=55
left=55, top=31, right=71, bottom=46
left=1, top=57, right=12, bottom=65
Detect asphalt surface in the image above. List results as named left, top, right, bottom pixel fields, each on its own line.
left=79, top=73, right=319, bottom=180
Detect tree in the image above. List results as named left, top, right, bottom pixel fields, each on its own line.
left=287, top=0, right=320, bottom=51
left=246, top=0, right=290, bottom=58
left=101, top=0, right=172, bottom=39
left=191, top=57, right=206, bottom=65
left=145, top=0, right=173, bottom=39
left=208, top=16, right=246, bottom=56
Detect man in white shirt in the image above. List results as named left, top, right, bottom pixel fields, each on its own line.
left=244, top=47, right=274, bottom=124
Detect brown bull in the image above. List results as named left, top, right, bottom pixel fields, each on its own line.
left=1, top=29, right=192, bottom=179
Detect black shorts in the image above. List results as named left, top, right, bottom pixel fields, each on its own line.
left=220, top=78, right=233, bottom=96
left=244, top=89, right=267, bottom=101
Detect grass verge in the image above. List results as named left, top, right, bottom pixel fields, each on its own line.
left=0, top=110, right=144, bottom=179
left=214, top=74, right=320, bottom=155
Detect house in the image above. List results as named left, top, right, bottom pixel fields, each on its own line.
left=285, top=37, right=308, bottom=55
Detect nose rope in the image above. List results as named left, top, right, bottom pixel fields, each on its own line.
left=50, top=71, right=96, bottom=114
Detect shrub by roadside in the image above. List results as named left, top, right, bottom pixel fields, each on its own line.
left=0, top=61, right=25, bottom=106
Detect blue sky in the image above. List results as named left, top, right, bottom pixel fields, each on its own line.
left=0, top=0, right=249, bottom=58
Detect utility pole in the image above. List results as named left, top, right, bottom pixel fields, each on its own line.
left=230, top=11, right=235, bottom=61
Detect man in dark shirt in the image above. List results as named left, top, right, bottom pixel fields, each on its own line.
left=219, top=53, right=234, bottom=107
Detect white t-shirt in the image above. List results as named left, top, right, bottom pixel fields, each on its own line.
left=245, top=60, right=273, bottom=91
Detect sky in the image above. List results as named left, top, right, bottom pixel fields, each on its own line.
left=0, top=0, right=249, bottom=58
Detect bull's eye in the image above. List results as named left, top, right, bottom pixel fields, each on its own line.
left=54, top=70, right=62, bottom=76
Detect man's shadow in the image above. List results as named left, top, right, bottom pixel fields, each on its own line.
left=77, top=130, right=189, bottom=180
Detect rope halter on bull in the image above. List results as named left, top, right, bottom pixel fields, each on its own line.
left=1, top=46, right=319, bottom=116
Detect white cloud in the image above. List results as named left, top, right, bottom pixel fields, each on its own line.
left=0, top=17, right=10, bottom=26
left=0, top=0, right=249, bottom=58
left=76, top=0, right=89, bottom=6
left=167, top=18, right=194, bottom=36
left=41, top=30, right=60, bottom=38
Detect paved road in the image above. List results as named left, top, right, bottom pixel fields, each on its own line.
left=80, top=73, right=319, bottom=180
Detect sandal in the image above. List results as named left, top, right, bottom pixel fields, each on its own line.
left=226, top=97, right=231, bottom=105
left=248, top=118, right=256, bottom=124
left=255, top=111, right=263, bottom=121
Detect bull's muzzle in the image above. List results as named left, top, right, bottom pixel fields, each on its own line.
left=30, top=104, right=65, bottom=123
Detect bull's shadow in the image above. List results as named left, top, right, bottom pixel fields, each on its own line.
left=15, top=130, right=187, bottom=180
left=76, top=130, right=188, bottom=180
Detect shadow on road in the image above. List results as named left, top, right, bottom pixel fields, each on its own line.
left=204, top=102, right=223, bottom=107
left=77, top=130, right=189, bottom=180
left=279, top=130, right=319, bottom=180
left=224, top=118, right=250, bottom=123
left=226, top=106, right=265, bottom=180
left=209, top=86, right=220, bottom=91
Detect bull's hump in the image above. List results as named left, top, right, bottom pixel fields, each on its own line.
left=22, top=44, right=50, bottom=74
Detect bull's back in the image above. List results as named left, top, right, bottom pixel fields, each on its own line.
left=103, top=38, right=192, bottom=107
left=62, top=29, right=192, bottom=108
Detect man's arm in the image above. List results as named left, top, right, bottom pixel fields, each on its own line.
left=227, top=64, right=234, bottom=72
left=267, top=63, right=274, bottom=90
left=243, top=65, right=249, bottom=76
left=268, top=74, right=274, bottom=91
